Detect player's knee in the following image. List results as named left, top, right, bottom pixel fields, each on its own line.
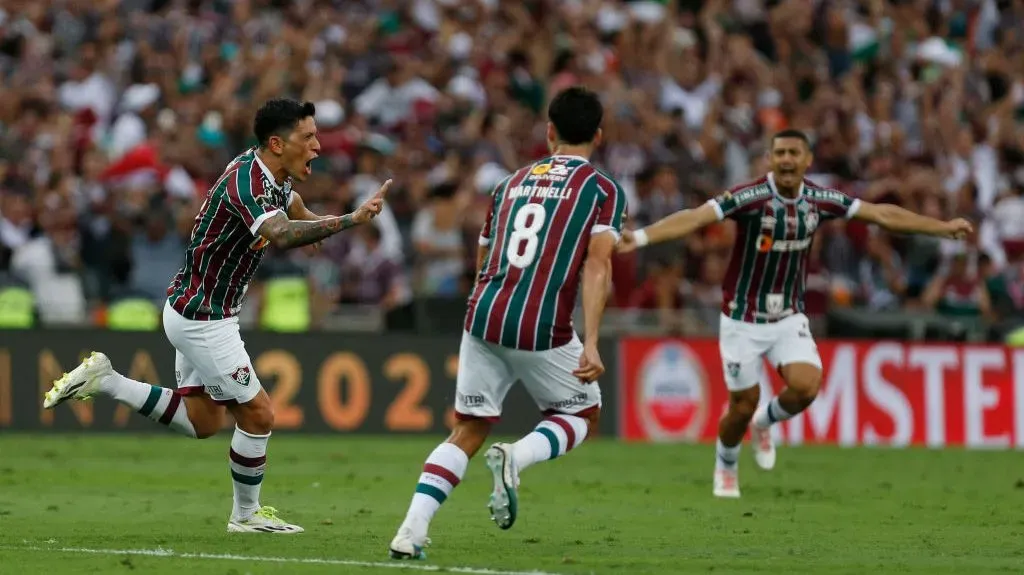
left=579, top=407, right=601, bottom=439
left=788, top=371, right=822, bottom=406
left=729, top=386, right=760, bottom=420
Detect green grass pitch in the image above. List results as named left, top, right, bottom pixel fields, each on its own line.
left=0, top=434, right=1022, bottom=574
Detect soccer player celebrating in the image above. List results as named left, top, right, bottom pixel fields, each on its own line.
left=388, top=86, right=627, bottom=559
left=619, top=129, right=972, bottom=498
left=43, top=99, right=389, bottom=532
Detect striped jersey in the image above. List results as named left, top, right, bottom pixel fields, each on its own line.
left=464, top=155, right=628, bottom=351
left=712, top=172, right=860, bottom=323
left=167, top=147, right=293, bottom=321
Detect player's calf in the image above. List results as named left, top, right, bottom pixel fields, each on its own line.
left=390, top=418, right=488, bottom=559
left=510, top=407, right=596, bottom=473
left=224, top=391, right=301, bottom=533
left=43, top=352, right=199, bottom=438
left=714, top=387, right=758, bottom=497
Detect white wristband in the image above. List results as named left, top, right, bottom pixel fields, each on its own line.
left=633, top=229, right=650, bottom=247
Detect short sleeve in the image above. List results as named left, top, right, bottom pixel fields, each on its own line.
left=592, top=173, right=628, bottom=241
left=814, top=188, right=862, bottom=221
left=707, top=185, right=771, bottom=220
left=227, top=163, right=283, bottom=236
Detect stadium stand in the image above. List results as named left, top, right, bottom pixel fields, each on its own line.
left=0, top=0, right=1022, bottom=341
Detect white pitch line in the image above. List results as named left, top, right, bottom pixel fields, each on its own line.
left=5, top=545, right=568, bottom=575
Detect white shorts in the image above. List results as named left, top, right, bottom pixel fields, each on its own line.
left=162, top=302, right=262, bottom=404
left=718, top=313, right=822, bottom=392
left=454, top=331, right=601, bottom=421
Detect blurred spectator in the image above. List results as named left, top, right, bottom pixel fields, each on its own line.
left=0, top=0, right=1020, bottom=338
left=412, top=181, right=466, bottom=296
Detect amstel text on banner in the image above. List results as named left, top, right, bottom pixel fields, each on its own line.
left=618, top=338, right=1024, bottom=449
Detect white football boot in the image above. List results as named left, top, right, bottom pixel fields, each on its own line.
left=43, top=351, right=112, bottom=409
left=751, top=410, right=777, bottom=471
left=713, top=468, right=741, bottom=498
left=484, top=443, right=520, bottom=530
left=227, top=506, right=304, bottom=533
left=389, top=517, right=430, bottom=560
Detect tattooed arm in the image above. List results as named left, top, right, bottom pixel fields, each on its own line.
left=257, top=211, right=358, bottom=249
left=258, top=179, right=391, bottom=250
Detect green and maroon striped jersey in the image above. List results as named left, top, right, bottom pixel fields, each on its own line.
left=167, top=147, right=293, bottom=321
left=464, top=155, right=628, bottom=351
left=712, top=173, right=860, bottom=324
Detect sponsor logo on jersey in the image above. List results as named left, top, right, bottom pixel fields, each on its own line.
left=761, top=215, right=777, bottom=230
left=636, top=342, right=709, bottom=441
left=757, top=236, right=813, bottom=252
left=808, top=189, right=848, bottom=204
left=766, top=293, right=784, bottom=316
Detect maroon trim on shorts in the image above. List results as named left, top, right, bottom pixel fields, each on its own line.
left=175, top=386, right=236, bottom=406
left=454, top=410, right=501, bottom=423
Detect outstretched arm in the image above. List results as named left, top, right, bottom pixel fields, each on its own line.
left=257, top=211, right=357, bottom=249
left=853, top=201, right=973, bottom=238
left=258, top=180, right=391, bottom=250
left=622, top=202, right=720, bottom=251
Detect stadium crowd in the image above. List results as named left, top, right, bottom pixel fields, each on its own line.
left=0, top=0, right=1023, bottom=337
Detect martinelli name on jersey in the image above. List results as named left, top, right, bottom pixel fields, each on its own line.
left=168, top=148, right=293, bottom=321
left=710, top=172, right=861, bottom=324
left=465, top=155, right=627, bottom=351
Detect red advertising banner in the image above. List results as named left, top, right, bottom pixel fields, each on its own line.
left=618, top=338, right=1024, bottom=449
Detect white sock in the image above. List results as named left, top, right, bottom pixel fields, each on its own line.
left=401, top=442, right=468, bottom=532
left=100, top=373, right=196, bottom=437
left=716, top=438, right=740, bottom=471
left=230, top=426, right=269, bottom=521
left=754, top=397, right=794, bottom=429
left=511, top=414, right=589, bottom=472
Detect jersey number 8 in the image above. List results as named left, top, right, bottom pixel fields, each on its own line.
left=506, top=203, right=547, bottom=269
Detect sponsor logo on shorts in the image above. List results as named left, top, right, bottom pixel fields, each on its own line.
left=175, top=370, right=182, bottom=384
left=207, top=385, right=223, bottom=396
left=547, top=391, right=588, bottom=411
left=636, top=342, right=709, bottom=442
left=230, top=366, right=252, bottom=387
left=458, top=392, right=485, bottom=408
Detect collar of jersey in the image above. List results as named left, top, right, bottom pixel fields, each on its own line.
left=253, top=148, right=284, bottom=191
left=766, top=171, right=803, bottom=204
left=550, top=154, right=589, bottom=163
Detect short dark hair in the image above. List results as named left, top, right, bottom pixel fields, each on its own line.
left=254, top=98, right=316, bottom=147
left=548, top=86, right=603, bottom=145
left=771, top=129, right=811, bottom=148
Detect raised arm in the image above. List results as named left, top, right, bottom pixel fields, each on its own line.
left=853, top=201, right=973, bottom=238
left=258, top=180, right=390, bottom=250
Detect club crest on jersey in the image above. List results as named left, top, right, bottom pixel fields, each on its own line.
left=766, top=294, right=784, bottom=317
left=230, top=366, right=252, bottom=387
left=805, top=210, right=819, bottom=233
